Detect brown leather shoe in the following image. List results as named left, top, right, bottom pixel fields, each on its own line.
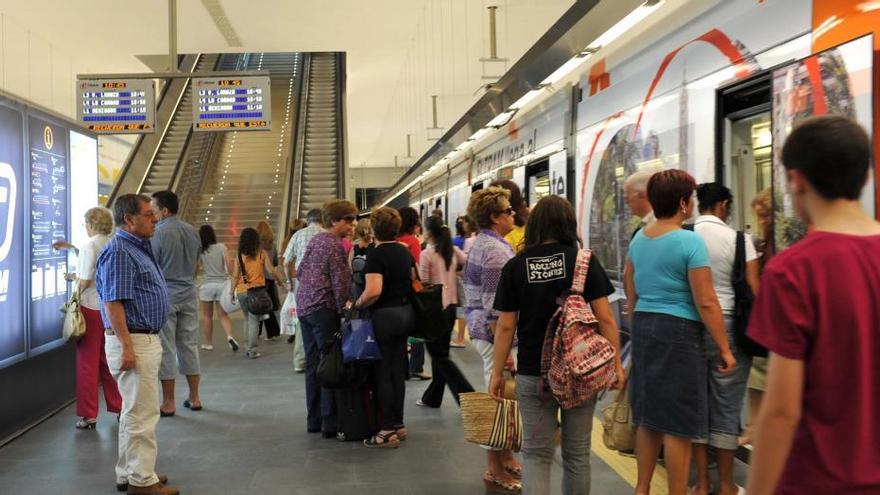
left=126, top=482, right=179, bottom=495
left=116, top=475, right=169, bottom=492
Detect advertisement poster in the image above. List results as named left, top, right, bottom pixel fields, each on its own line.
left=0, top=105, right=25, bottom=366
left=771, top=35, right=874, bottom=251
left=29, top=116, right=68, bottom=351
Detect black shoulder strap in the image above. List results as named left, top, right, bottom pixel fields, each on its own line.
left=682, top=223, right=695, bottom=231
left=733, top=231, right=745, bottom=280
left=238, top=251, right=250, bottom=285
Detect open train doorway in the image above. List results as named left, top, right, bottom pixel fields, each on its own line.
left=717, top=72, right=772, bottom=236
left=525, top=159, right=550, bottom=206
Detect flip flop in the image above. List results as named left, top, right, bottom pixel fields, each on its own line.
left=183, top=400, right=202, bottom=411
left=159, top=409, right=175, bottom=417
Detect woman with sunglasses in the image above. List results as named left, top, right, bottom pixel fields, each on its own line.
left=295, top=199, right=357, bottom=438
left=462, top=187, right=522, bottom=493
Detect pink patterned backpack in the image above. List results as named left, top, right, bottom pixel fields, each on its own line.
left=540, top=249, right=617, bottom=409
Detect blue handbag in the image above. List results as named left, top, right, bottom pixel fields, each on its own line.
left=342, top=309, right=382, bottom=363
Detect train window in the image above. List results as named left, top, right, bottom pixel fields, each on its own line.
left=526, top=159, right=550, bottom=206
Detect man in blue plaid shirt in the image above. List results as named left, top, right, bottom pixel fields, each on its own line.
left=96, top=194, right=177, bottom=495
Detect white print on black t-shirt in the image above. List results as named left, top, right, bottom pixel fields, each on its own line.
left=526, top=253, right=566, bottom=283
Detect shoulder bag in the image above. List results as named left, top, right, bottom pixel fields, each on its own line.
left=238, top=251, right=274, bottom=315
left=732, top=231, right=767, bottom=357
left=62, top=286, right=87, bottom=342
left=407, top=255, right=446, bottom=342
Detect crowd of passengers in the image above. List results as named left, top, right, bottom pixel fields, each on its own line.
left=60, top=115, right=878, bottom=495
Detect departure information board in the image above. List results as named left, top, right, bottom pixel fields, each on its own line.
left=76, top=79, right=155, bottom=134
left=192, top=76, right=271, bottom=131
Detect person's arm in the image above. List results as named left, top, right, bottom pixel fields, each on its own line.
left=52, top=239, right=78, bottom=254
left=97, top=250, right=136, bottom=369
left=480, top=249, right=507, bottom=332
left=262, top=252, right=275, bottom=278
left=77, top=279, right=94, bottom=293
left=328, top=242, right=353, bottom=311
left=689, top=267, right=735, bottom=372
left=745, top=354, right=804, bottom=495
left=453, top=246, right=467, bottom=267
left=623, top=258, right=637, bottom=324
left=591, top=296, right=626, bottom=388
left=230, top=253, right=242, bottom=300
left=355, top=273, right=383, bottom=308
left=489, top=311, right=517, bottom=400
left=746, top=259, right=760, bottom=295
left=104, top=301, right=136, bottom=370
left=418, top=250, right=431, bottom=282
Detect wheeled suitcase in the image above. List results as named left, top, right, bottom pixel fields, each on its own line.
left=335, top=381, right=378, bottom=441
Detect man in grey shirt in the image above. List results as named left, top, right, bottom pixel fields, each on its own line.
left=282, top=208, right=323, bottom=372
left=151, top=191, right=203, bottom=416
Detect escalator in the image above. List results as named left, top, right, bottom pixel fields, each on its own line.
left=293, top=53, right=347, bottom=219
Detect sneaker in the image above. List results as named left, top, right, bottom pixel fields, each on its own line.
left=227, top=337, right=239, bottom=352
left=200, top=344, right=213, bottom=351
left=293, top=368, right=305, bottom=373
left=246, top=351, right=262, bottom=359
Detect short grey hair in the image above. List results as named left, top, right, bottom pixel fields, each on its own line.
left=113, top=194, right=151, bottom=226
left=624, top=170, right=655, bottom=192
left=306, top=208, right=322, bottom=224
left=84, top=207, right=114, bottom=235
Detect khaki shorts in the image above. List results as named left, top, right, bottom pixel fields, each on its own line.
left=748, top=357, right=768, bottom=391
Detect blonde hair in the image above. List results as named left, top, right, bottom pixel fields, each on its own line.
left=751, top=189, right=772, bottom=220
left=255, top=221, right=275, bottom=251
left=85, top=206, right=114, bottom=235
left=468, top=187, right=511, bottom=230
left=354, top=219, right=373, bottom=243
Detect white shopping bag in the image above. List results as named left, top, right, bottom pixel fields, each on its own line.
left=280, top=291, right=298, bottom=335
left=219, top=280, right=241, bottom=314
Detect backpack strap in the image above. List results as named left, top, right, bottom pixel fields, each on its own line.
left=570, top=249, right=592, bottom=295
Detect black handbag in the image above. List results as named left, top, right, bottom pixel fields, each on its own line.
left=317, top=329, right=368, bottom=389
left=408, top=261, right=446, bottom=342
left=238, top=252, right=274, bottom=315
left=732, top=231, right=767, bottom=357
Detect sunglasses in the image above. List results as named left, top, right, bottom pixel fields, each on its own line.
left=498, top=206, right=515, bottom=216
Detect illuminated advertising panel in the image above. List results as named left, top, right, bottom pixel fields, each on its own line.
left=192, top=76, right=271, bottom=131
left=0, top=104, right=25, bottom=366
left=76, top=79, right=156, bottom=134
left=29, top=116, right=69, bottom=352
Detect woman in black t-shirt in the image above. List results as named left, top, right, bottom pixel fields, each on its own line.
left=352, top=207, right=416, bottom=449
left=492, top=195, right=625, bottom=494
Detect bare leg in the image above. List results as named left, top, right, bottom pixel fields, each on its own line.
left=487, top=450, right=519, bottom=486
left=501, top=448, right=522, bottom=471
left=186, top=374, right=201, bottom=407
left=663, top=435, right=693, bottom=495
left=692, top=444, right=711, bottom=495
left=635, top=426, right=663, bottom=494
left=216, top=303, right=235, bottom=339
left=740, top=388, right=763, bottom=445
left=453, top=318, right=467, bottom=345
left=161, top=379, right=175, bottom=414
left=716, top=448, right=739, bottom=495
left=200, top=301, right=214, bottom=344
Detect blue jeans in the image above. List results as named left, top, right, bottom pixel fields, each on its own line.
left=299, top=308, right=339, bottom=432
left=693, top=316, right=752, bottom=450
left=517, top=375, right=596, bottom=495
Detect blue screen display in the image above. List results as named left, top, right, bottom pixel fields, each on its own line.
left=28, top=116, right=68, bottom=352
left=0, top=105, right=25, bottom=365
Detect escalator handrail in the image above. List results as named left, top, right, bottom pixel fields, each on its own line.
left=136, top=53, right=204, bottom=194
left=334, top=53, right=347, bottom=199
left=293, top=53, right=313, bottom=219
left=280, top=53, right=305, bottom=238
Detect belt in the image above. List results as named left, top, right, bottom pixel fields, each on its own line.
left=105, top=328, right=157, bottom=335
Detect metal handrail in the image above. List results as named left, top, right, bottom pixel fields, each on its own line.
left=280, top=53, right=305, bottom=234
left=136, top=53, right=204, bottom=193
left=335, top=53, right=347, bottom=199
left=292, top=53, right=313, bottom=219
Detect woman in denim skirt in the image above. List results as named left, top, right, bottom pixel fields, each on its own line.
left=623, top=170, right=736, bottom=495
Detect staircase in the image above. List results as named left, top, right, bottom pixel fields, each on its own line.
left=295, top=53, right=345, bottom=218
left=184, top=53, right=302, bottom=248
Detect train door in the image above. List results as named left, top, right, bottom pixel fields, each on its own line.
left=717, top=73, right=772, bottom=236
left=525, top=159, right=550, bottom=206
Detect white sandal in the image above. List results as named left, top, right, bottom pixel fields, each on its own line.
left=200, top=344, right=214, bottom=350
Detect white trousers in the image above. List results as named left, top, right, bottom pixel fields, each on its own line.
left=105, top=333, right=163, bottom=487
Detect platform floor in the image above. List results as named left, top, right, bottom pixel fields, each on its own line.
left=0, top=321, right=747, bottom=494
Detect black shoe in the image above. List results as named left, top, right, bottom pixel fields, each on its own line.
left=321, top=430, right=338, bottom=439
left=227, top=337, right=239, bottom=352
left=117, top=474, right=168, bottom=492
left=287, top=335, right=295, bottom=344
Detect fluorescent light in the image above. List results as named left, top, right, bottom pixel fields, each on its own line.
left=487, top=110, right=516, bottom=128
left=586, top=0, right=665, bottom=51
left=468, top=127, right=491, bottom=142
left=541, top=55, right=592, bottom=86
left=510, top=89, right=545, bottom=110
left=859, top=2, right=880, bottom=12
left=813, top=15, right=843, bottom=39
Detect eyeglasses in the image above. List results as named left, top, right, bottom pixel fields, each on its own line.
left=499, top=206, right=515, bottom=216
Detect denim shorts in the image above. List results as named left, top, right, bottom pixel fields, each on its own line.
left=693, top=316, right=752, bottom=450
left=630, top=312, right=708, bottom=439
left=198, top=281, right=225, bottom=302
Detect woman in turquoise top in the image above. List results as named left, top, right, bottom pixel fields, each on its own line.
left=623, top=169, right=735, bottom=495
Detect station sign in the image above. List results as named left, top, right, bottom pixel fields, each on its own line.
left=76, top=79, right=156, bottom=133
left=192, top=76, right=271, bottom=132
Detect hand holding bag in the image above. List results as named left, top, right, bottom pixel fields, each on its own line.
left=280, top=292, right=298, bottom=335
left=600, top=376, right=635, bottom=451
left=62, top=287, right=86, bottom=342
left=460, top=392, right=523, bottom=452
left=238, top=252, right=273, bottom=315
left=341, top=309, right=382, bottom=362
left=220, top=280, right=242, bottom=314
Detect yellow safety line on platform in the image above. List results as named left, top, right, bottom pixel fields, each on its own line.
left=590, top=417, right=669, bottom=495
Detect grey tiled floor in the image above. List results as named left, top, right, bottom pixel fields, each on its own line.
left=0, top=323, right=635, bottom=494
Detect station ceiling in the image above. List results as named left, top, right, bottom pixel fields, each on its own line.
left=0, top=0, right=573, bottom=169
